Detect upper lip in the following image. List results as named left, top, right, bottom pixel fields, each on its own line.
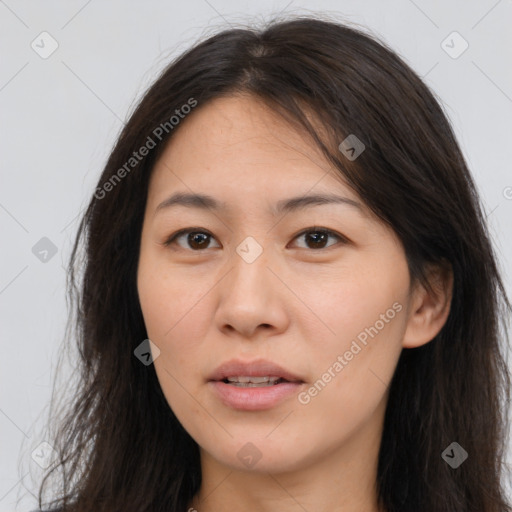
left=208, top=359, right=304, bottom=383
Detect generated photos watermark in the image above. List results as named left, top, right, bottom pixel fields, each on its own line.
left=441, top=441, right=468, bottom=469
left=94, top=97, right=198, bottom=200
left=298, top=301, right=403, bottom=404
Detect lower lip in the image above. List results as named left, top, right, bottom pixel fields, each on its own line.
left=209, top=380, right=304, bottom=410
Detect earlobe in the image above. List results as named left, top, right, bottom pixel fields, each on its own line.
left=402, top=263, right=454, bottom=349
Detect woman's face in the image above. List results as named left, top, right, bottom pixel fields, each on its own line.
left=137, top=94, right=425, bottom=475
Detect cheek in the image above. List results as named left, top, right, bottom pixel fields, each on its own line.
left=295, top=257, right=408, bottom=344
left=137, top=259, right=219, bottom=417
left=137, top=254, right=212, bottom=344
left=137, top=260, right=212, bottom=420
left=294, top=291, right=406, bottom=449
left=296, top=258, right=409, bottom=401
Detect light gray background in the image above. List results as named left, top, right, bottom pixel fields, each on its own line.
left=1, top=1, right=511, bottom=510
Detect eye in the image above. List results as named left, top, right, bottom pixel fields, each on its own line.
left=163, top=228, right=220, bottom=251
left=163, top=227, right=348, bottom=251
left=290, top=227, right=348, bottom=250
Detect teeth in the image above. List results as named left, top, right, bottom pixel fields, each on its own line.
left=229, top=382, right=277, bottom=387
left=226, top=376, right=281, bottom=385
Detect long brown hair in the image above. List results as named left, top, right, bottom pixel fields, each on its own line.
left=36, top=14, right=512, bottom=512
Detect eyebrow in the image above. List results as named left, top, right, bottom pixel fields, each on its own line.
left=154, top=192, right=363, bottom=216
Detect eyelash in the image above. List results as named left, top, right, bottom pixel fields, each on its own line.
left=162, top=227, right=348, bottom=251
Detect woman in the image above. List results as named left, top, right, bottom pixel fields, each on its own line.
left=34, top=14, right=512, bottom=512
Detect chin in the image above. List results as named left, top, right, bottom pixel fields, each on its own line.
left=204, top=438, right=315, bottom=475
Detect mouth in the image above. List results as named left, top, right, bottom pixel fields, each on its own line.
left=208, top=358, right=304, bottom=385
left=208, top=359, right=305, bottom=410
left=221, top=376, right=295, bottom=387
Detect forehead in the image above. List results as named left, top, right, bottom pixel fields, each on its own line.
left=149, top=94, right=360, bottom=202
left=162, top=95, right=326, bottom=167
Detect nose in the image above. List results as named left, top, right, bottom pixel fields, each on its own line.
left=214, top=241, right=289, bottom=340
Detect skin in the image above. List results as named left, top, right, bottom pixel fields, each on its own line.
left=137, top=94, right=453, bottom=512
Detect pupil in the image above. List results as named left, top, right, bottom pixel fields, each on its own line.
left=308, top=232, right=326, bottom=248
left=189, top=232, right=208, bottom=249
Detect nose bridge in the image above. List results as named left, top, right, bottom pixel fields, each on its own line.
left=214, top=231, right=291, bottom=338
left=217, top=233, right=283, bottom=321
left=228, top=234, right=271, bottom=296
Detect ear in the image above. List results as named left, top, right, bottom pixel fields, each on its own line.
left=402, top=262, right=454, bottom=349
